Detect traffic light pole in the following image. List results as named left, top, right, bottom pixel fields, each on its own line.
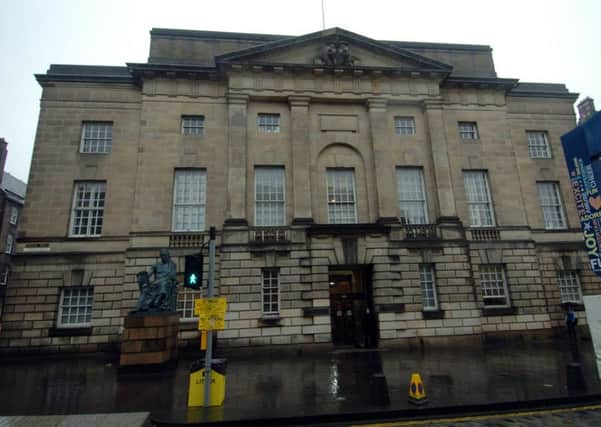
left=203, top=226, right=216, bottom=407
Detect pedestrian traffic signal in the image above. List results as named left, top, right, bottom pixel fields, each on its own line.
left=185, top=254, right=203, bottom=290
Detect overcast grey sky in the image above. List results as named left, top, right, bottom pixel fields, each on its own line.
left=0, top=0, right=599, bottom=183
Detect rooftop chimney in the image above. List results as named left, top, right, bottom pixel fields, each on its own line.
left=577, top=97, right=596, bottom=124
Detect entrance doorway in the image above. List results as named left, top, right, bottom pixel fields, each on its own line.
left=328, top=265, right=377, bottom=348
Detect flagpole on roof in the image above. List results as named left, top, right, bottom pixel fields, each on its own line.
left=321, top=0, right=326, bottom=30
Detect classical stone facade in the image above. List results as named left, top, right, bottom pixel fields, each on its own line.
left=1, top=27, right=597, bottom=354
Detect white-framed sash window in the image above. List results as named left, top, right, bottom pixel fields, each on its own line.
left=70, top=181, right=106, bottom=237
left=537, top=181, right=566, bottom=229
left=172, top=169, right=206, bottom=232
left=396, top=167, right=428, bottom=224
left=255, top=167, right=286, bottom=226
left=326, top=169, right=357, bottom=224
left=464, top=171, right=495, bottom=227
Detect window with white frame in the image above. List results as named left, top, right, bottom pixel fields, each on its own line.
left=458, top=122, right=479, bottom=140
left=463, top=171, right=495, bottom=227
left=255, top=167, right=286, bottom=226
left=537, top=182, right=566, bottom=229
left=177, top=287, right=202, bottom=321
left=327, top=169, right=357, bottom=224
left=480, top=265, right=510, bottom=307
left=396, top=167, right=428, bottom=224
left=70, top=181, right=106, bottom=237
left=9, top=206, right=18, bottom=225
left=262, top=268, right=280, bottom=315
left=57, top=287, right=94, bottom=328
left=558, top=270, right=582, bottom=304
left=172, top=170, right=206, bottom=232
left=0, top=266, right=8, bottom=286
left=4, top=234, right=13, bottom=254
left=257, top=113, right=280, bottom=133
left=394, top=117, right=416, bottom=135
left=527, top=131, right=551, bottom=159
left=80, top=122, right=112, bottom=153
left=181, top=116, right=204, bottom=136
left=420, top=264, right=438, bottom=311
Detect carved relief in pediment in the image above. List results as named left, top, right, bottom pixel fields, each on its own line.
left=314, top=41, right=360, bottom=67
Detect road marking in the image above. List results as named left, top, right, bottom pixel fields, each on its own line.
left=353, top=403, right=601, bottom=426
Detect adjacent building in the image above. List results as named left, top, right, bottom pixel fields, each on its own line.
left=0, top=27, right=596, bottom=354
left=0, top=139, right=27, bottom=333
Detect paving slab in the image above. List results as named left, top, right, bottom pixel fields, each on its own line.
left=0, top=412, right=150, bottom=427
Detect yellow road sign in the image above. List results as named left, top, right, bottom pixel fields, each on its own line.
left=194, top=297, right=227, bottom=316
left=194, top=297, right=227, bottom=330
left=198, top=315, right=225, bottom=331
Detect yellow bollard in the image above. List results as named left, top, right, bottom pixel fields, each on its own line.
left=408, top=372, right=428, bottom=405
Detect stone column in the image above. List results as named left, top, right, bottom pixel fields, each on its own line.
left=423, top=100, right=457, bottom=219
left=289, top=96, right=314, bottom=225
left=423, top=100, right=463, bottom=239
left=225, top=92, right=249, bottom=226
left=367, top=98, right=398, bottom=223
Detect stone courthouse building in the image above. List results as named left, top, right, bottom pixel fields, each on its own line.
left=1, top=27, right=597, bottom=353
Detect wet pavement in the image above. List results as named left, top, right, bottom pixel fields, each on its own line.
left=0, top=336, right=600, bottom=424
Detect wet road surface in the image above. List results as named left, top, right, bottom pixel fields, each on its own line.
left=0, top=337, right=599, bottom=423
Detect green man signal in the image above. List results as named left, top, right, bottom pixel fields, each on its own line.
left=184, top=254, right=203, bottom=290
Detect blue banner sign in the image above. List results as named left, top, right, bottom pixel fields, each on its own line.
left=561, top=111, right=601, bottom=277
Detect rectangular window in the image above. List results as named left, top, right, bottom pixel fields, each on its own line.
left=80, top=122, right=112, bottom=153
left=537, top=182, right=566, bottom=229
left=327, top=169, right=357, bottom=224
left=527, top=131, right=551, bottom=159
left=480, top=265, right=510, bottom=307
left=177, top=287, right=202, bottom=321
left=458, top=122, right=479, bottom=140
left=58, top=287, right=93, bottom=328
left=70, top=181, right=106, bottom=237
left=558, top=271, right=583, bottom=304
left=420, top=264, right=438, bottom=311
left=255, top=167, right=286, bottom=226
left=464, top=171, right=495, bottom=227
left=257, top=113, right=280, bottom=133
left=396, top=167, right=428, bottom=224
left=394, top=117, right=416, bottom=135
left=0, top=266, right=8, bottom=286
left=4, top=234, right=13, bottom=255
left=181, top=116, right=204, bottom=136
left=9, top=206, right=18, bottom=225
left=172, top=170, right=207, bottom=232
left=262, top=268, right=280, bottom=315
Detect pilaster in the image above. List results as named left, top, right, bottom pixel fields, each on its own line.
left=367, top=98, right=398, bottom=223
left=289, top=96, right=314, bottom=225
left=424, top=99, right=459, bottom=221
left=225, top=92, right=249, bottom=226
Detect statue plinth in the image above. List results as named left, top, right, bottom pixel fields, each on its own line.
left=119, top=311, right=179, bottom=367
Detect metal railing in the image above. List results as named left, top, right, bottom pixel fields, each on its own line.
left=170, top=233, right=205, bottom=248
left=470, top=228, right=501, bottom=241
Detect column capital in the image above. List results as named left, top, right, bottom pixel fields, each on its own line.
left=422, top=99, right=444, bottom=110
left=366, top=98, right=388, bottom=112
left=226, top=92, right=249, bottom=105
left=288, top=96, right=311, bottom=108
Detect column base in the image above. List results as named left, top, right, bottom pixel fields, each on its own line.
left=223, top=218, right=248, bottom=227
left=292, top=217, right=314, bottom=226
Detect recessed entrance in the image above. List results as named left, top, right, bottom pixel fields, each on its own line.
left=328, top=265, right=377, bottom=348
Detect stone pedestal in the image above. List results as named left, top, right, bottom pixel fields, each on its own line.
left=119, top=312, right=179, bottom=367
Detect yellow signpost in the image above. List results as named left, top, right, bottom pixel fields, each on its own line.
left=194, top=297, right=227, bottom=331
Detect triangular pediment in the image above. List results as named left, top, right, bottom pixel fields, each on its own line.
left=216, top=28, right=452, bottom=73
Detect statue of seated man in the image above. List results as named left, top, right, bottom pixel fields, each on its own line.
left=135, top=248, right=178, bottom=312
